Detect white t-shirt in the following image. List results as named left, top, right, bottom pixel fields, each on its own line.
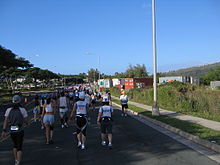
left=59, top=97, right=68, bottom=112
left=85, top=94, right=91, bottom=104
left=99, top=106, right=113, bottom=117
left=5, top=107, right=28, bottom=118
left=59, top=97, right=67, bottom=107
left=120, top=95, right=128, bottom=105
left=45, top=104, right=53, bottom=113
left=75, top=101, right=88, bottom=115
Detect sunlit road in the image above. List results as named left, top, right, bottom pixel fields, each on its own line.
left=0, top=102, right=218, bottom=165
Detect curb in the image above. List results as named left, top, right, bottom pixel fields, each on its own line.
left=112, top=102, right=220, bottom=153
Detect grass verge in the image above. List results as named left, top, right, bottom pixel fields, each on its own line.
left=112, top=98, right=220, bottom=145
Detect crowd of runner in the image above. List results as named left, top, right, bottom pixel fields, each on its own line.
left=1, top=84, right=129, bottom=165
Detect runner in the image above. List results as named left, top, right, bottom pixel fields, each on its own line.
left=58, top=92, right=69, bottom=128
left=85, top=91, right=92, bottom=119
left=69, top=92, right=89, bottom=150
left=33, top=94, right=40, bottom=122
left=1, top=95, right=28, bottom=165
left=40, top=95, right=46, bottom=129
left=119, top=91, right=128, bottom=116
left=74, top=90, right=80, bottom=102
left=97, top=97, right=113, bottom=149
left=51, top=92, right=58, bottom=116
left=41, top=97, right=55, bottom=144
left=69, top=91, right=74, bottom=107
left=91, top=92, right=96, bottom=111
left=102, top=91, right=111, bottom=104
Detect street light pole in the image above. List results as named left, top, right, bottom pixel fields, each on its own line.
left=152, top=0, right=160, bottom=116
left=98, top=55, right=101, bottom=80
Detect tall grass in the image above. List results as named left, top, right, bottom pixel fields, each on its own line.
left=110, top=82, right=220, bottom=121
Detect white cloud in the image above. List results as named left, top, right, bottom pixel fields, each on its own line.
left=85, top=52, right=94, bottom=55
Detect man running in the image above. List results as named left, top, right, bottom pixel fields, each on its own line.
left=119, top=91, right=128, bottom=116
left=91, top=92, right=96, bottom=111
left=69, top=92, right=89, bottom=150
left=97, top=97, right=113, bottom=149
left=1, top=95, right=28, bottom=165
left=33, top=94, right=40, bottom=122
left=58, top=92, right=69, bottom=128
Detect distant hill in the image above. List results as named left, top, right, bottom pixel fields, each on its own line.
left=161, top=62, right=220, bottom=77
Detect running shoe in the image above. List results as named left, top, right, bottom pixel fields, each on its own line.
left=81, top=144, right=85, bottom=150
left=108, top=143, right=112, bottom=149
left=64, top=123, right=68, bottom=128
left=41, top=126, right=44, bottom=130
left=77, top=142, right=82, bottom=147
left=15, top=159, right=19, bottom=165
left=101, top=141, right=106, bottom=146
left=61, top=124, right=64, bottom=128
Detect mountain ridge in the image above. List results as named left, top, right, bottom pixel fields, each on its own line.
left=161, top=62, right=220, bottom=77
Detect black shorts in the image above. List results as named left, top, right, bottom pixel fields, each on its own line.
left=100, top=118, right=112, bottom=134
left=91, top=100, right=96, bottom=104
left=10, top=131, right=24, bottom=151
left=76, top=116, right=87, bottom=136
left=122, top=104, right=128, bottom=109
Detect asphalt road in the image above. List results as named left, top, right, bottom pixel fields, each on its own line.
left=0, top=102, right=219, bottom=165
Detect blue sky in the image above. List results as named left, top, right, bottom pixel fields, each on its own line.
left=0, top=0, right=220, bottom=75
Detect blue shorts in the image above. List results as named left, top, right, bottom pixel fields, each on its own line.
left=43, top=115, right=54, bottom=125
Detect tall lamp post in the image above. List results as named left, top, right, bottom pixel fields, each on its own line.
left=152, top=0, right=160, bottom=116
left=98, top=55, right=101, bottom=80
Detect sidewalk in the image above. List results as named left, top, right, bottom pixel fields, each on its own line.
left=112, top=95, right=220, bottom=131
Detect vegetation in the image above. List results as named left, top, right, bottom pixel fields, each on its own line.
left=200, top=66, right=220, bottom=85
left=87, top=68, right=100, bottom=82
left=113, top=64, right=148, bottom=78
left=0, top=45, right=85, bottom=90
left=161, top=62, right=220, bottom=78
left=110, top=81, right=220, bottom=122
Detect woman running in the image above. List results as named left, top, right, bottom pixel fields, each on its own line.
left=41, top=97, right=55, bottom=144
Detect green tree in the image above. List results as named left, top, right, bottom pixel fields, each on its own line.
left=0, top=46, right=32, bottom=89
left=125, top=64, right=148, bottom=78
left=0, top=46, right=32, bottom=72
left=87, top=68, right=99, bottom=82
left=200, top=67, right=220, bottom=85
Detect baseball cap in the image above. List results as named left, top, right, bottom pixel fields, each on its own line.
left=12, top=95, right=21, bottom=103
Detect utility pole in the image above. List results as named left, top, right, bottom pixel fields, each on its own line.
left=152, top=0, right=160, bottom=116
left=98, top=56, right=101, bottom=80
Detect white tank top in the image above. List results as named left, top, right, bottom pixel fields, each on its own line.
left=45, top=104, right=53, bottom=113
left=59, top=97, right=67, bottom=107
left=76, top=101, right=88, bottom=115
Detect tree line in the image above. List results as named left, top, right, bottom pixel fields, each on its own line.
left=0, top=46, right=83, bottom=90
left=2, top=44, right=218, bottom=90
